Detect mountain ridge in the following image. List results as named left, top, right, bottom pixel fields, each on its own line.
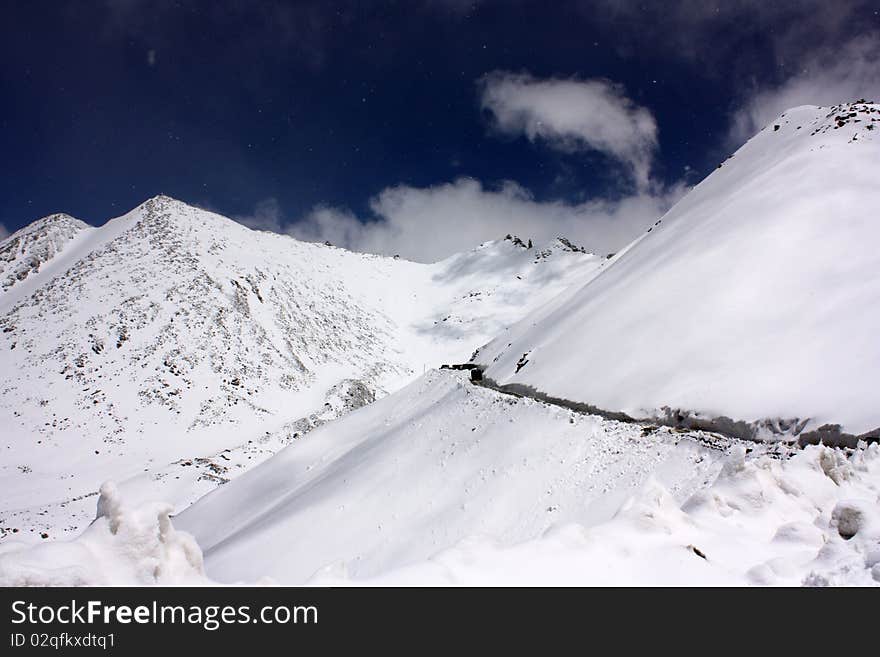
left=0, top=194, right=605, bottom=543
left=475, top=102, right=880, bottom=440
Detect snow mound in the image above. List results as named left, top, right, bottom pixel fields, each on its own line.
left=311, top=443, right=880, bottom=586
left=477, top=102, right=880, bottom=441
left=0, top=482, right=208, bottom=586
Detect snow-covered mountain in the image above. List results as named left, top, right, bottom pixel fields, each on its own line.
left=164, top=102, right=880, bottom=587
left=0, top=213, right=90, bottom=294
left=476, top=102, right=880, bottom=445
left=3, top=103, right=880, bottom=588
left=0, top=196, right=604, bottom=542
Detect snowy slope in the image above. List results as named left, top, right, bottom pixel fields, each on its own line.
left=4, top=371, right=877, bottom=586
left=310, top=442, right=880, bottom=586
left=5, top=102, right=880, bottom=586
left=179, top=368, right=879, bottom=587
left=177, top=369, right=738, bottom=583
left=0, top=197, right=604, bottom=542
left=477, top=102, right=880, bottom=443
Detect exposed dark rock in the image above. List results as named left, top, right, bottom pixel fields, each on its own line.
left=797, top=424, right=880, bottom=449
left=688, top=545, right=707, bottom=559
left=470, top=374, right=878, bottom=448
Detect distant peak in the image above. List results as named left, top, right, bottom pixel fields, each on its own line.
left=0, top=212, right=89, bottom=292
left=138, top=194, right=192, bottom=211
left=503, top=234, right=532, bottom=249
left=554, top=237, right=588, bottom=253
left=33, top=212, right=82, bottom=226
left=125, top=194, right=214, bottom=219
left=4, top=213, right=88, bottom=243
left=763, top=100, right=880, bottom=139
left=128, top=195, right=221, bottom=227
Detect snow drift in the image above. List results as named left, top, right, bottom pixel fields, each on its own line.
left=312, top=443, right=880, bottom=586
left=6, top=426, right=878, bottom=586
left=476, top=102, right=880, bottom=443
left=0, top=482, right=208, bottom=586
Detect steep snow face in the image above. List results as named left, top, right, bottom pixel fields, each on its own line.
left=0, top=196, right=604, bottom=542
left=478, top=102, right=880, bottom=439
left=0, top=213, right=91, bottom=294
left=178, top=369, right=739, bottom=584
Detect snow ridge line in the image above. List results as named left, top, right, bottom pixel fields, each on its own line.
left=470, top=372, right=879, bottom=449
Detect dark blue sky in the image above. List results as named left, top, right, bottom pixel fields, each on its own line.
left=2, top=1, right=878, bottom=240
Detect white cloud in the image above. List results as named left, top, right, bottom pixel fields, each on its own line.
left=479, top=72, right=658, bottom=189
left=236, top=70, right=679, bottom=263
left=253, top=177, right=686, bottom=263
left=236, top=73, right=677, bottom=263
left=728, top=35, right=880, bottom=146
left=0, top=223, right=9, bottom=241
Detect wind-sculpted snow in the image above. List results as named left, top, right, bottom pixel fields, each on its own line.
left=0, top=196, right=603, bottom=543
left=0, top=482, right=208, bottom=586
left=311, top=442, right=880, bottom=586
left=477, top=102, right=880, bottom=440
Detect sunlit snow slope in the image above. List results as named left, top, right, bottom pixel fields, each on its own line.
left=477, top=102, right=880, bottom=443
left=6, top=371, right=878, bottom=586
left=0, top=196, right=604, bottom=542
left=178, top=369, right=734, bottom=583
left=309, top=441, right=880, bottom=586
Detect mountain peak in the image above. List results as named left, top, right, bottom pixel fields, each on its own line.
left=0, top=212, right=90, bottom=293
left=762, top=101, right=879, bottom=140
left=5, top=212, right=88, bottom=238
left=479, top=95, right=880, bottom=441
left=135, top=194, right=201, bottom=216
left=502, top=233, right=532, bottom=249
left=119, top=195, right=244, bottom=241
left=554, top=236, right=589, bottom=253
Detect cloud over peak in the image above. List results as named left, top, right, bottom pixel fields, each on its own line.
left=478, top=71, right=658, bottom=189
left=728, top=34, right=880, bottom=147
left=239, top=178, right=686, bottom=264
left=240, top=71, right=681, bottom=264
